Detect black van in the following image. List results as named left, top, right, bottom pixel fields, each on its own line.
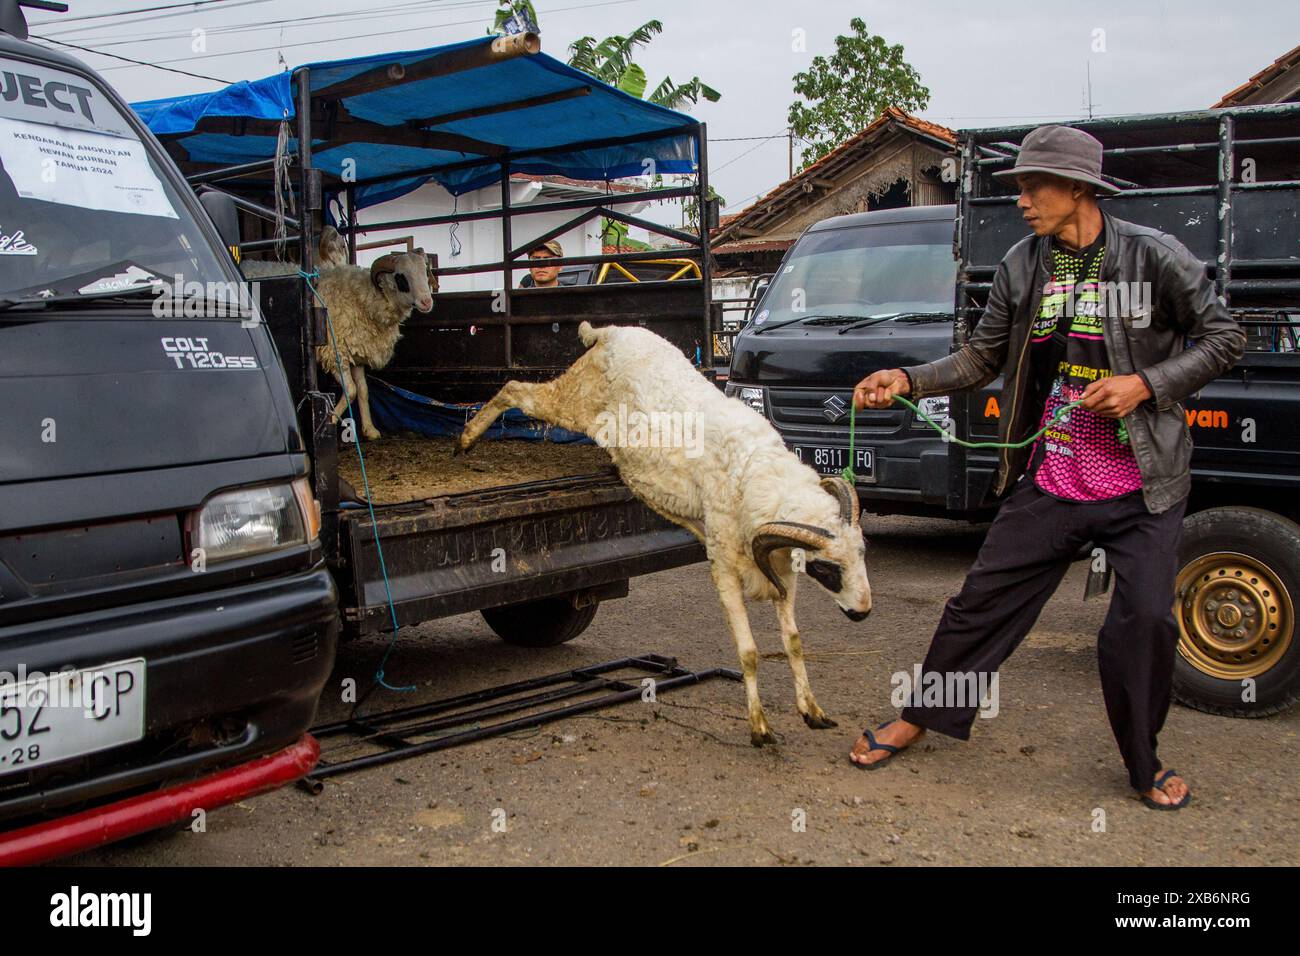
left=727, top=204, right=961, bottom=515
left=0, top=7, right=336, bottom=858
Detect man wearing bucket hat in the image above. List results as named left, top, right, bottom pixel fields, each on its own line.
left=850, top=125, right=1245, bottom=810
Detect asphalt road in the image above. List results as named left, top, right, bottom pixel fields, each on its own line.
left=69, top=515, right=1299, bottom=866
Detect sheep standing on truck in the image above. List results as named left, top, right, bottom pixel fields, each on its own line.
left=313, top=249, right=434, bottom=440
left=240, top=229, right=435, bottom=440
left=237, top=224, right=349, bottom=277
left=458, top=321, right=872, bottom=746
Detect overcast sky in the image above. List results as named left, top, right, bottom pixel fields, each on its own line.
left=28, top=0, right=1300, bottom=214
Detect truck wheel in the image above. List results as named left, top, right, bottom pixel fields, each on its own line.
left=481, top=596, right=599, bottom=647
left=1173, top=507, right=1300, bottom=717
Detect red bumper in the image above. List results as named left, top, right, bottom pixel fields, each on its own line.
left=0, top=734, right=319, bottom=867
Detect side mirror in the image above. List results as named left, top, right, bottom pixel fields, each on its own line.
left=199, top=190, right=242, bottom=258
left=747, top=273, right=773, bottom=320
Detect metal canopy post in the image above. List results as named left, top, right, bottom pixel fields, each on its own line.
left=698, top=122, right=713, bottom=371
left=500, top=159, right=513, bottom=367
left=345, top=184, right=358, bottom=264
left=296, top=67, right=319, bottom=394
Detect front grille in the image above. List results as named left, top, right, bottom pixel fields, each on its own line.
left=767, top=387, right=906, bottom=435
left=0, top=515, right=184, bottom=598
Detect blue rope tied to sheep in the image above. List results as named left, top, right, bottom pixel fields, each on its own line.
left=300, top=270, right=413, bottom=694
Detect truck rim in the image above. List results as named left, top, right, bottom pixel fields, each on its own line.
left=1177, top=551, right=1293, bottom=680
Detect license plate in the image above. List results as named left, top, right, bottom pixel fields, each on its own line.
left=0, top=659, right=146, bottom=777
left=790, top=444, right=874, bottom=481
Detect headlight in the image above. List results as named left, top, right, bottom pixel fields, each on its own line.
left=194, top=478, right=318, bottom=562
left=724, top=383, right=766, bottom=415
left=910, top=396, right=950, bottom=428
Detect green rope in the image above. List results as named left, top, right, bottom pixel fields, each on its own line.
left=839, top=395, right=1084, bottom=484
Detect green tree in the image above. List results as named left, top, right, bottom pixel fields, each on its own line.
left=787, top=18, right=930, bottom=169
left=490, top=4, right=722, bottom=232
left=567, top=22, right=719, bottom=109
left=490, top=5, right=719, bottom=108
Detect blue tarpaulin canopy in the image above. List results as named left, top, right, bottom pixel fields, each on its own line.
left=131, top=36, right=700, bottom=208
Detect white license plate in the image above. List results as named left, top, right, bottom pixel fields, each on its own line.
left=791, top=444, right=874, bottom=481
left=0, top=659, right=146, bottom=777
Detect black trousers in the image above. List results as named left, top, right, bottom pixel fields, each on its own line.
left=900, top=475, right=1187, bottom=791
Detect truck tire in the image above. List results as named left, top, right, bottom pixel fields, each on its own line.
left=1173, top=507, right=1300, bottom=718
left=481, top=596, right=599, bottom=647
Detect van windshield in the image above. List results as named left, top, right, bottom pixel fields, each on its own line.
left=0, top=56, right=227, bottom=301
left=752, top=218, right=956, bottom=327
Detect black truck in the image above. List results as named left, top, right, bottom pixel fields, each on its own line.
left=729, top=103, right=1300, bottom=718
left=138, top=35, right=715, bottom=646
left=0, top=2, right=336, bottom=858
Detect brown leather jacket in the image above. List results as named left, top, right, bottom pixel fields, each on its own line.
left=903, top=213, right=1245, bottom=514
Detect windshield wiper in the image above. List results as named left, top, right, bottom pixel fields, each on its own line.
left=0, top=284, right=162, bottom=312
left=836, top=311, right=951, bottom=334
left=751, top=314, right=862, bottom=335
left=892, top=311, right=953, bottom=324
left=834, top=315, right=900, bottom=335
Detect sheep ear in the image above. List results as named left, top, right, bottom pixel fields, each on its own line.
left=819, top=476, right=860, bottom=527
left=751, top=521, right=833, bottom=599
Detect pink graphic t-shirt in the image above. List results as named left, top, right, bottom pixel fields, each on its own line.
left=1027, top=240, right=1143, bottom=502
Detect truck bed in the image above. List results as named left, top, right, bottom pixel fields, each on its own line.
left=338, top=436, right=613, bottom=504
left=336, top=467, right=702, bottom=636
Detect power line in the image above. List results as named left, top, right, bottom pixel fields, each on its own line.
left=33, top=33, right=234, bottom=83
left=95, top=13, right=505, bottom=70
left=30, top=0, right=259, bottom=27
left=43, top=0, right=444, bottom=42
left=710, top=134, right=782, bottom=174
left=35, top=0, right=276, bottom=36
left=92, top=0, right=640, bottom=73
left=65, top=0, right=470, bottom=48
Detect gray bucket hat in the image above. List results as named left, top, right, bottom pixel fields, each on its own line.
left=992, top=125, right=1121, bottom=194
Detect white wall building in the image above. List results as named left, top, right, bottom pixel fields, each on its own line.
left=351, top=175, right=650, bottom=292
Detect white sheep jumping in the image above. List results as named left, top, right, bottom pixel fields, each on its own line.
left=458, top=321, right=872, bottom=746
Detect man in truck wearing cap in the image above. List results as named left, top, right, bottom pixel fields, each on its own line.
left=521, top=239, right=564, bottom=288
left=849, top=125, right=1244, bottom=810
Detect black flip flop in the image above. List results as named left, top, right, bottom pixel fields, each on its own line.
left=1140, top=768, right=1192, bottom=810
left=849, top=720, right=901, bottom=771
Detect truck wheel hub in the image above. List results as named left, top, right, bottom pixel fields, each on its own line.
left=1177, top=552, right=1292, bottom=680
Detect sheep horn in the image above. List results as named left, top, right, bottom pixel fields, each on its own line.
left=751, top=521, right=833, bottom=599
left=369, top=253, right=401, bottom=289
left=820, top=476, right=860, bottom=527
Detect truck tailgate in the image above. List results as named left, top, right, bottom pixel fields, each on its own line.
left=338, top=473, right=703, bottom=634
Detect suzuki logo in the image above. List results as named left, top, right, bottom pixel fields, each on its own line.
left=822, top=394, right=848, bottom=423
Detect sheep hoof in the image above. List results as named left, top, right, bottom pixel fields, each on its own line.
left=750, top=728, right=778, bottom=748
left=801, top=711, right=838, bottom=730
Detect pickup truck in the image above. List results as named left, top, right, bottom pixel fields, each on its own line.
left=134, top=35, right=715, bottom=647
left=0, top=1, right=336, bottom=860
left=728, top=103, right=1300, bottom=718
